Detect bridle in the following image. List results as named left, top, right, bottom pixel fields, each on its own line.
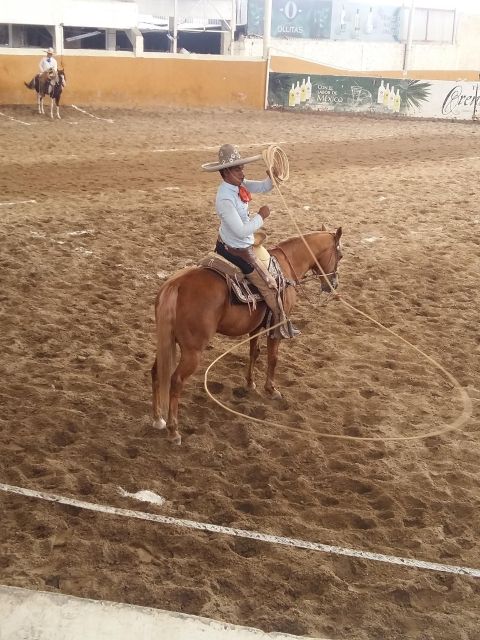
left=310, top=233, right=342, bottom=288
left=272, top=233, right=342, bottom=289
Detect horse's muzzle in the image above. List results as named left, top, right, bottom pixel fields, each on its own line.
left=321, top=274, right=338, bottom=292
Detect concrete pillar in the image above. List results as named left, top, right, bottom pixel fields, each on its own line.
left=54, top=24, right=63, bottom=57
left=106, top=28, right=116, bottom=51
left=221, top=30, right=233, bottom=55
left=263, top=0, right=272, bottom=59
left=128, top=28, right=143, bottom=56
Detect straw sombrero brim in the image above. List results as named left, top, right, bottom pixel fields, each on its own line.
left=201, top=153, right=262, bottom=172
left=253, top=229, right=267, bottom=246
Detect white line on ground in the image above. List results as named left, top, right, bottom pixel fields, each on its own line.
left=1, top=482, right=479, bottom=579
left=0, top=199, right=37, bottom=207
left=70, top=105, right=114, bottom=123
left=0, top=112, right=32, bottom=126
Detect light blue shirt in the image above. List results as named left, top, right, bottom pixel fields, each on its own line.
left=216, top=177, right=273, bottom=249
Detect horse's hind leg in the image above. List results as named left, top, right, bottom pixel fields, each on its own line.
left=265, top=337, right=282, bottom=400
left=151, top=358, right=166, bottom=430
left=167, top=347, right=202, bottom=445
left=246, top=333, right=261, bottom=391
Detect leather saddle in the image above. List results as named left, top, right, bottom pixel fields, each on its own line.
left=197, top=252, right=287, bottom=309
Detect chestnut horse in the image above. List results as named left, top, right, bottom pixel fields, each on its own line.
left=152, top=228, right=343, bottom=444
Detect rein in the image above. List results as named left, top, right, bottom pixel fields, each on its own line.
left=270, top=245, right=301, bottom=285
left=271, top=239, right=338, bottom=285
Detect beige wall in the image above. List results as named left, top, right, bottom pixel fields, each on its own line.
left=0, top=54, right=267, bottom=108
left=269, top=56, right=479, bottom=81
left=1, top=51, right=477, bottom=110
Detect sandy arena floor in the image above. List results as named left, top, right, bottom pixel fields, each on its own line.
left=0, top=104, right=479, bottom=640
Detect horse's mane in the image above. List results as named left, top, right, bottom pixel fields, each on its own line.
left=274, top=231, right=329, bottom=251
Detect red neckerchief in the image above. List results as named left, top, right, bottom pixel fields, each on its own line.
left=238, top=185, right=252, bottom=203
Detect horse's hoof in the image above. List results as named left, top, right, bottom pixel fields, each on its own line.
left=153, top=417, right=167, bottom=430
left=167, top=433, right=182, bottom=446
left=267, top=388, right=282, bottom=400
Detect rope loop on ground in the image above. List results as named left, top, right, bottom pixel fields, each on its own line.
left=203, top=144, right=473, bottom=443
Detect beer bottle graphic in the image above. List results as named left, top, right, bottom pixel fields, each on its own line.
left=377, top=80, right=385, bottom=105
left=288, top=83, right=296, bottom=107
left=294, top=81, right=301, bottom=106
left=388, top=85, right=396, bottom=110
left=306, top=76, right=312, bottom=102
left=383, top=83, right=390, bottom=107
left=366, top=7, right=374, bottom=34
left=354, top=8, right=360, bottom=38
left=300, top=78, right=307, bottom=103
left=340, top=5, right=347, bottom=33
left=394, top=89, right=401, bottom=113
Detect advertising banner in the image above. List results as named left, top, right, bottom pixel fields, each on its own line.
left=268, top=72, right=480, bottom=120
left=247, top=0, right=332, bottom=39
left=331, top=3, right=402, bottom=42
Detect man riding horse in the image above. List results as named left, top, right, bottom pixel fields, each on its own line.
left=202, top=144, right=300, bottom=340
left=39, top=47, right=58, bottom=73
left=25, top=47, right=58, bottom=89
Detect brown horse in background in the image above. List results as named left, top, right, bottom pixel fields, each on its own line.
left=24, top=69, right=67, bottom=119
left=151, top=228, right=343, bottom=444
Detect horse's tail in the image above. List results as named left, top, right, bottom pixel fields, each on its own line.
left=24, top=79, right=35, bottom=90
left=154, top=280, right=179, bottom=419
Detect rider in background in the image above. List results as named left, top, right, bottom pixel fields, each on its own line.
left=39, top=47, right=58, bottom=73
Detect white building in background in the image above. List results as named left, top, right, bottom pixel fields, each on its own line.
left=0, top=0, right=479, bottom=71
left=0, top=0, right=246, bottom=55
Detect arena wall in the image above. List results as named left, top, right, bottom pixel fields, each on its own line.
left=1, top=50, right=477, bottom=112
left=0, top=53, right=267, bottom=109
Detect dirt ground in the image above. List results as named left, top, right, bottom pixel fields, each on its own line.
left=0, top=103, right=479, bottom=640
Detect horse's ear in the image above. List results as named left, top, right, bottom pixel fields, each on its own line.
left=335, top=227, right=342, bottom=240
left=320, top=223, right=326, bottom=231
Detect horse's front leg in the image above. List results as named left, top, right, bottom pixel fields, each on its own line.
left=265, top=337, right=282, bottom=400
left=37, top=95, right=42, bottom=114
left=50, top=98, right=54, bottom=119
left=167, top=348, right=201, bottom=445
left=246, top=332, right=261, bottom=391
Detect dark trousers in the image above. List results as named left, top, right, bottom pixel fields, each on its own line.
left=215, top=239, right=254, bottom=274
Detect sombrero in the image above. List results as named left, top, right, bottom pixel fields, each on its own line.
left=45, top=47, right=55, bottom=54
left=201, top=144, right=262, bottom=172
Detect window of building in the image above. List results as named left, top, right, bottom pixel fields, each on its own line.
left=142, top=31, right=170, bottom=52
left=402, top=7, right=455, bottom=44
left=63, top=27, right=106, bottom=50
left=0, top=24, right=9, bottom=46
left=116, top=30, right=133, bottom=52
left=11, top=25, right=53, bottom=48
left=427, top=9, right=455, bottom=43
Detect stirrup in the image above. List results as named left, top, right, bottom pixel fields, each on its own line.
left=268, top=319, right=301, bottom=339
left=279, top=320, right=301, bottom=339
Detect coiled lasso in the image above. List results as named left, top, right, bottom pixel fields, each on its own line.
left=262, top=145, right=290, bottom=184
left=203, top=144, right=472, bottom=442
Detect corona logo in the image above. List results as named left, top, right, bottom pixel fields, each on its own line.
left=283, top=1, right=299, bottom=21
